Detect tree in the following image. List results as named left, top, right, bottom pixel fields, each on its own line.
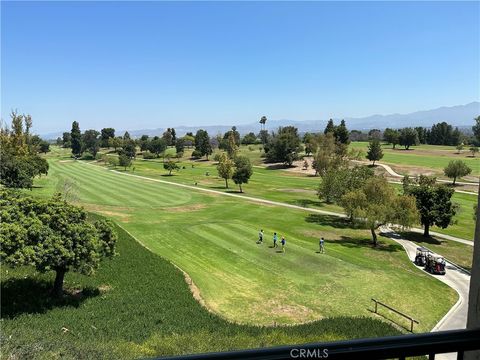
left=324, top=119, right=335, bottom=134
left=171, top=128, right=176, bottom=143
left=164, top=160, right=180, bottom=175
left=259, top=115, right=267, bottom=132
left=366, top=139, right=383, bottom=165
left=39, top=141, right=50, bottom=154
left=148, top=137, right=166, bottom=158
left=0, top=191, right=116, bottom=297
left=319, top=165, right=374, bottom=204
left=82, top=129, right=100, bottom=156
left=118, top=153, right=132, bottom=170
left=383, top=128, right=399, bottom=149
left=194, top=129, right=213, bottom=160
left=398, top=127, right=419, bottom=150
left=444, top=160, right=472, bottom=185
left=216, top=153, right=234, bottom=188
left=122, top=139, right=137, bottom=158
left=470, top=145, right=479, bottom=157
left=473, top=116, right=480, bottom=144
left=70, top=121, right=82, bottom=156
left=0, top=112, right=49, bottom=189
left=162, top=128, right=173, bottom=146
left=139, top=135, right=150, bottom=151
left=456, top=143, right=464, bottom=154
left=340, top=177, right=418, bottom=246
left=264, top=126, right=301, bottom=166
left=123, top=131, right=131, bottom=140
left=242, top=132, right=257, bottom=145
left=312, top=133, right=344, bottom=176
left=303, top=133, right=317, bottom=156
left=62, top=132, right=72, bottom=148
left=109, top=137, right=123, bottom=151
left=100, top=128, right=115, bottom=148
left=334, top=119, right=350, bottom=144
left=232, top=155, right=253, bottom=193
left=404, top=175, right=457, bottom=237
left=175, top=138, right=185, bottom=155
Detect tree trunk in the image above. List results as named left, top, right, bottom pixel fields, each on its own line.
left=423, top=223, right=430, bottom=237
left=52, top=268, right=66, bottom=298
left=370, top=227, right=378, bottom=247
left=239, top=183, right=243, bottom=193
left=225, top=178, right=228, bottom=189
left=453, top=176, right=457, bottom=185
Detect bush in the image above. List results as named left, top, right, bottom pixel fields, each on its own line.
left=142, top=151, right=156, bottom=159
left=248, top=146, right=255, bottom=151
left=191, top=149, right=202, bottom=159
left=80, top=152, right=95, bottom=160
left=95, top=153, right=103, bottom=161
left=176, top=151, right=184, bottom=159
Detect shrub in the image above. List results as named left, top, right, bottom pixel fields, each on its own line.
left=142, top=151, right=156, bottom=159
left=191, top=149, right=202, bottom=159
left=80, top=152, right=95, bottom=160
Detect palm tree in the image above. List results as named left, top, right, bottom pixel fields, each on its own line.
left=259, top=116, right=267, bottom=131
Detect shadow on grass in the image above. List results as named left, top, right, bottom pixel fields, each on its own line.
left=396, top=232, right=443, bottom=245
left=290, top=199, right=324, bottom=208
left=264, top=163, right=292, bottom=170
left=1, top=278, right=100, bottom=319
left=160, top=174, right=176, bottom=177
left=305, top=214, right=353, bottom=229
left=327, top=236, right=402, bottom=252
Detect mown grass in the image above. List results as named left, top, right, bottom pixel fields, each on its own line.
left=349, top=142, right=480, bottom=176
left=102, top=150, right=476, bottom=241
left=1, top=221, right=405, bottom=360
left=25, top=156, right=456, bottom=332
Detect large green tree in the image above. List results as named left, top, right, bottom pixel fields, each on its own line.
left=383, top=128, right=400, bottom=149
left=164, top=160, right=180, bottom=175
left=403, top=175, right=457, bottom=237
left=194, top=129, right=213, bottom=160
left=341, top=177, right=418, bottom=246
left=100, top=128, right=115, bottom=147
left=0, top=191, right=116, bottom=297
left=216, top=153, right=234, bottom=188
left=443, top=160, right=472, bottom=185
left=70, top=121, right=82, bottom=157
left=398, top=127, right=419, bottom=150
left=366, top=139, right=383, bottom=165
left=232, top=155, right=253, bottom=193
left=0, top=112, right=49, bottom=189
left=264, top=126, right=302, bottom=166
left=148, top=137, right=167, bottom=158
left=82, top=129, right=100, bottom=156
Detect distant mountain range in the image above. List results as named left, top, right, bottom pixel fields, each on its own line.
left=42, top=102, right=479, bottom=139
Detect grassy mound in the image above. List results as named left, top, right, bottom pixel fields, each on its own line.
left=1, top=220, right=402, bottom=360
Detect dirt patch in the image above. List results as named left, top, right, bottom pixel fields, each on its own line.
left=82, top=204, right=132, bottom=222
left=58, top=160, right=74, bottom=163
left=167, top=204, right=206, bottom=213
left=98, top=284, right=112, bottom=293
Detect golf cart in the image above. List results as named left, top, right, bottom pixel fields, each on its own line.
left=414, top=247, right=431, bottom=266
left=425, top=254, right=446, bottom=275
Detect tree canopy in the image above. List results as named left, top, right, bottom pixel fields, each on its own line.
left=232, top=155, right=253, bottom=193
left=264, top=126, right=302, bottom=166
left=443, top=160, right=472, bottom=185
left=194, top=129, right=213, bottom=160
left=366, top=139, right=383, bottom=165
left=0, top=191, right=117, bottom=297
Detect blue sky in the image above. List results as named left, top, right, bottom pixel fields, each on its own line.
left=1, top=1, right=479, bottom=134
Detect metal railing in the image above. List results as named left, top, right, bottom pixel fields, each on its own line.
left=372, top=298, right=419, bottom=332
left=159, top=328, right=480, bottom=360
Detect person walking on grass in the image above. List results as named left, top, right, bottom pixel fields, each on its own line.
left=319, top=237, right=325, bottom=254
left=273, top=232, right=278, bottom=248
left=257, top=229, right=264, bottom=244
left=281, top=236, right=286, bottom=253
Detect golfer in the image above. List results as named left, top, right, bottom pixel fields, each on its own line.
left=273, top=232, right=278, bottom=248
left=281, top=236, right=286, bottom=253
left=257, top=229, right=264, bottom=244
left=319, top=237, right=325, bottom=254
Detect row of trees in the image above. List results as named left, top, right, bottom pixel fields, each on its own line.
left=1, top=111, right=49, bottom=189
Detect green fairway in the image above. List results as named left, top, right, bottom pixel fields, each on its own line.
left=349, top=142, right=480, bottom=176
left=1, top=220, right=404, bottom=359
left=99, top=151, right=476, bottom=241
left=27, top=156, right=456, bottom=331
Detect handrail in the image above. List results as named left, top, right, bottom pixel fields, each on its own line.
left=372, top=298, right=419, bottom=332
left=158, top=328, right=480, bottom=360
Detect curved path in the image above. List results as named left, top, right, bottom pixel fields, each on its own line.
left=353, top=160, right=478, bottom=187
left=81, top=161, right=472, bottom=348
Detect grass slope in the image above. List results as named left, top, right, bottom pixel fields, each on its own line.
left=28, top=156, right=455, bottom=331
left=1, top=221, right=403, bottom=360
